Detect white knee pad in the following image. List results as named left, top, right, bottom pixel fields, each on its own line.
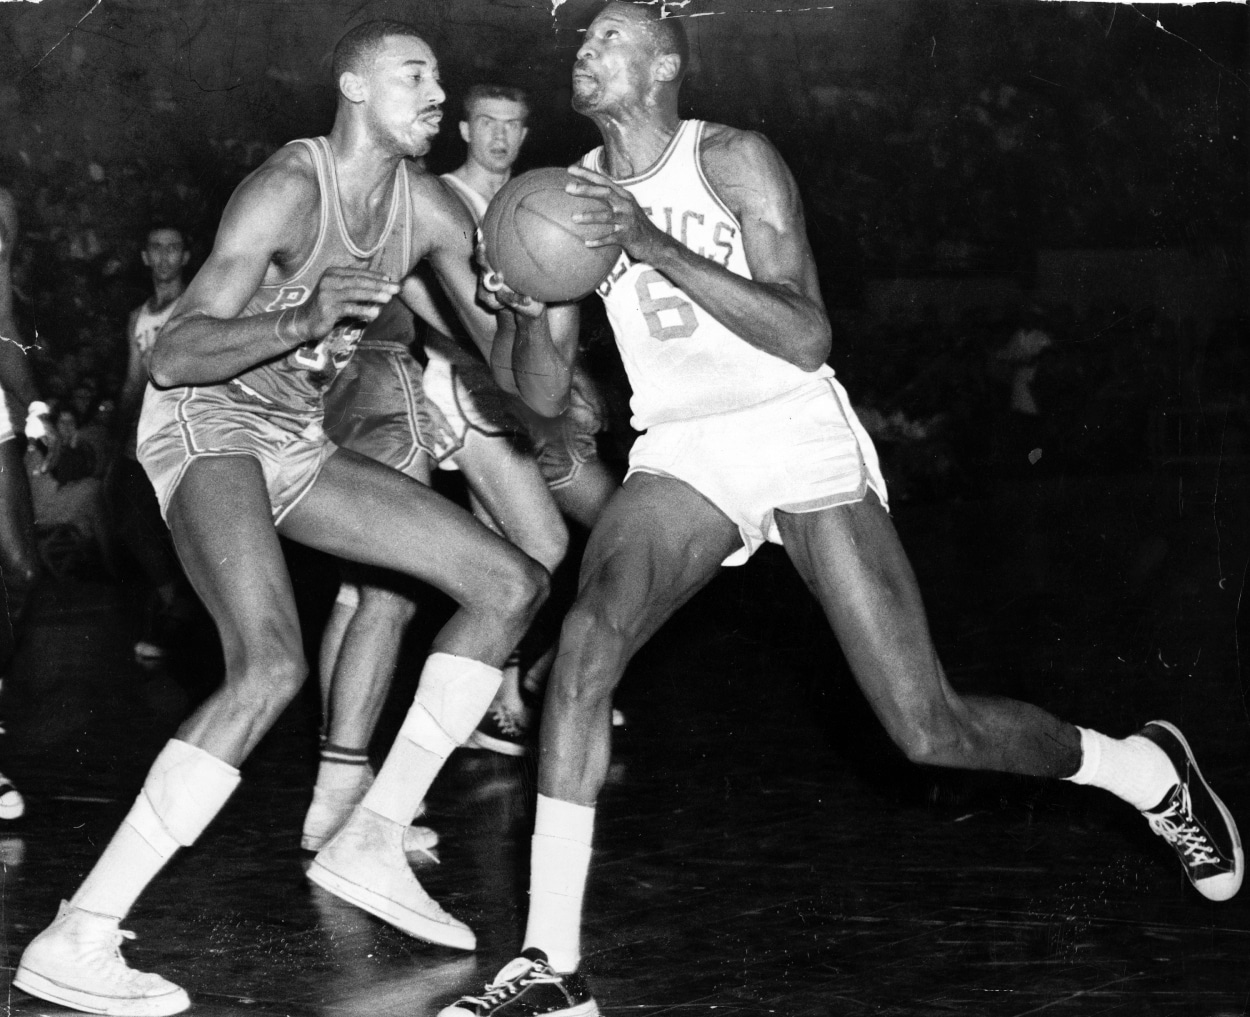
left=400, top=652, right=502, bottom=750
left=135, top=739, right=241, bottom=848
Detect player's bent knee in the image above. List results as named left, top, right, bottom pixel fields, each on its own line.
left=530, top=527, right=569, bottom=575
left=224, top=644, right=309, bottom=710
left=489, top=554, right=550, bottom=623
left=887, top=711, right=973, bottom=768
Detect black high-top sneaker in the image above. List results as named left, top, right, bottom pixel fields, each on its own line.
left=438, top=948, right=597, bottom=1017
left=1139, top=720, right=1242, bottom=901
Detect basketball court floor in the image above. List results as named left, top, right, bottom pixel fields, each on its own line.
left=1, top=465, right=1246, bottom=1016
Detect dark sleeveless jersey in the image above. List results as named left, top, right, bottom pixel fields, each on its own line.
left=224, top=136, right=413, bottom=420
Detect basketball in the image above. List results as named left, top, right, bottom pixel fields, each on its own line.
left=481, top=167, right=622, bottom=303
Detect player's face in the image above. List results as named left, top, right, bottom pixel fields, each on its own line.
left=141, top=229, right=188, bottom=283
left=364, top=35, right=445, bottom=158
left=572, top=6, right=655, bottom=117
left=461, top=98, right=529, bottom=175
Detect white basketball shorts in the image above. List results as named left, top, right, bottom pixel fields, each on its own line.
left=627, top=374, right=888, bottom=566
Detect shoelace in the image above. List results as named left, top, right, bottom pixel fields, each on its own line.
left=464, top=958, right=560, bottom=1007
left=1147, top=786, right=1222, bottom=868
left=84, top=928, right=147, bottom=983
left=490, top=705, right=524, bottom=737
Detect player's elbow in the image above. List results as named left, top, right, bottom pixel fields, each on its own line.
left=795, top=321, right=832, bottom=372
left=527, top=390, right=570, bottom=419
left=148, top=339, right=186, bottom=389
left=517, top=377, right=569, bottom=418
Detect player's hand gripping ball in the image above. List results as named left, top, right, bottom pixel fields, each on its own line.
left=481, top=167, right=622, bottom=303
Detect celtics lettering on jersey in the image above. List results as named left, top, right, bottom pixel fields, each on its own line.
left=597, top=205, right=740, bottom=343
left=587, top=119, right=830, bottom=430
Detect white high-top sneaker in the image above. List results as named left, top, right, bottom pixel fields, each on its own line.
left=307, top=805, right=474, bottom=950
left=301, top=769, right=439, bottom=858
left=14, top=902, right=191, bottom=1016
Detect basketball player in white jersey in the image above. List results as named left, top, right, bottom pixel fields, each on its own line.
left=0, top=185, right=54, bottom=823
left=15, top=22, right=549, bottom=1016
left=430, top=84, right=619, bottom=753
left=444, top=5, right=1241, bottom=1014
left=115, top=225, right=193, bottom=666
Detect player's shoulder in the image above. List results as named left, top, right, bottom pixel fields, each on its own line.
left=698, top=122, right=796, bottom=216
left=230, top=141, right=319, bottom=217
left=406, top=162, right=477, bottom=236
left=699, top=122, right=786, bottom=179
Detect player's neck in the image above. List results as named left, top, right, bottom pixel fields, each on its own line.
left=453, top=160, right=511, bottom=204
left=326, top=123, right=406, bottom=217
left=595, top=108, right=680, bottom=180
left=149, top=278, right=184, bottom=310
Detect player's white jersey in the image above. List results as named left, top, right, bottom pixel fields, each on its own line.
left=132, top=299, right=178, bottom=373
left=440, top=173, right=488, bottom=226
left=582, top=119, right=832, bottom=431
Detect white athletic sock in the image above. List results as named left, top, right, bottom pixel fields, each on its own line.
left=315, top=744, right=372, bottom=793
left=1064, top=726, right=1180, bottom=811
left=71, top=739, right=240, bottom=920
left=522, top=794, right=595, bottom=973
left=360, top=653, right=501, bottom=826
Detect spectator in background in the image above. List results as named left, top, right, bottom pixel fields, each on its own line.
left=26, top=397, right=113, bottom=580
left=114, top=225, right=194, bottom=666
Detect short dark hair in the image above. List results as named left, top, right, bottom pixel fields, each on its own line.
left=462, top=84, right=531, bottom=123
left=332, top=20, right=426, bottom=83
left=144, top=223, right=187, bottom=247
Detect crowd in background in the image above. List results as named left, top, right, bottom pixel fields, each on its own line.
left=0, top=86, right=1245, bottom=581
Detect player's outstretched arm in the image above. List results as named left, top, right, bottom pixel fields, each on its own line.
left=417, top=171, right=511, bottom=364
left=150, top=153, right=398, bottom=387
left=510, top=301, right=580, bottom=417
left=566, top=126, right=831, bottom=372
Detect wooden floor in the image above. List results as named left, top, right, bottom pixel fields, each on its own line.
left=1, top=463, right=1246, bottom=1016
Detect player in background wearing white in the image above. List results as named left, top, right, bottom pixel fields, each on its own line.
left=14, top=22, right=548, bottom=1017
left=115, top=225, right=195, bottom=666
left=444, top=6, right=1243, bottom=1015
left=299, top=91, right=560, bottom=860
left=429, top=84, right=618, bottom=754
left=0, top=185, right=56, bottom=823
left=303, top=292, right=453, bottom=859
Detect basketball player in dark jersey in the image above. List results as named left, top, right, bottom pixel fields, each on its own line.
left=15, top=22, right=548, bottom=1017
left=445, top=5, right=1241, bottom=1014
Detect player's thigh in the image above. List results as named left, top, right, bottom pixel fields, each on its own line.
left=280, top=446, right=537, bottom=607
left=454, top=430, right=567, bottom=571
left=569, top=471, right=741, bottom=654
left=166, top=454, right=302, bottom=663
left=776, top=494, right=957, bottom=725
left=552, top=457, right=618, bottom=530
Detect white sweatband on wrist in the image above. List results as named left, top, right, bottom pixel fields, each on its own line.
left=25, top=400, right=50, bottom=440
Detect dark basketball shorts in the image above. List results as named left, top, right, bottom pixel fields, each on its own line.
left=323, top=341, right=456, bottom=479
left=521, top=378, right=603, bottom=490
left=138, top=383, right=335, bottom=524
